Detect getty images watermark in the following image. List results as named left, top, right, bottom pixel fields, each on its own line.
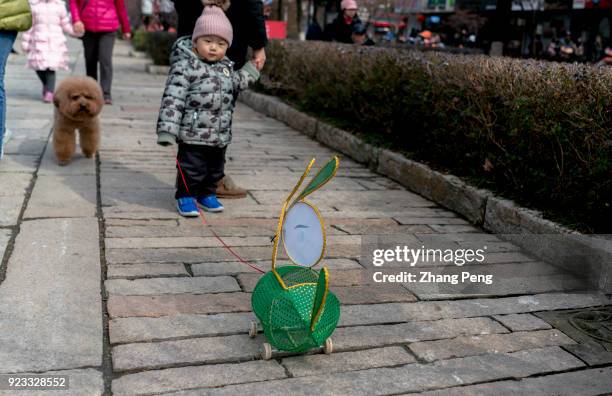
left=359, top=234, right=602, bottom=296
left=371, top=244, right=493, bottom=285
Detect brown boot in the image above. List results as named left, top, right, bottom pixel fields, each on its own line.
left=216, top=175, right=247, bottom=199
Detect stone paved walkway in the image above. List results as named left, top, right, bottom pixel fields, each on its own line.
left=0, top=39, right=610, bottom=395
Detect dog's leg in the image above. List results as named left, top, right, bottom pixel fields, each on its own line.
left=79, top=118, right=100, bottom=158
left=53, top=115, right=77, bottom=165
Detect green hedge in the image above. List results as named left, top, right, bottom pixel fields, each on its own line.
left=131, top=29, right=149, bottom=52
left=258, top=40, right=612, bottom=233
left=131, top=30, right=176, bottom=65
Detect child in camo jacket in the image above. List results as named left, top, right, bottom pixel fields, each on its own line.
left=156, top=0, right=260, bottom=216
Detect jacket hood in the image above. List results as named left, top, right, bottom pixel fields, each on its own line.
left=171, top=36, right=233, bottom=68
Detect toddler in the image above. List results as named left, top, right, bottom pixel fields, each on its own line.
left=156, top=0, right=260, bottom=216
left=22, top=0, right=81, bottom=103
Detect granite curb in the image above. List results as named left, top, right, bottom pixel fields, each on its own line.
left=238, top=90, right=611, bottom=293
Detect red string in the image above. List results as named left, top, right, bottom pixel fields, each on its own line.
left=175, top=155, right=265, bottom=274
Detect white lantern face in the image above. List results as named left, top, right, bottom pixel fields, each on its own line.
left=282, top=202, right=325, bottom=267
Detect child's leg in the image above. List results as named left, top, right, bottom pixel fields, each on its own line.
left=46, top=70, right=56, bottom=93
left=200, top=146, right=227, bottom=197
left=35, top=70, right=47, bottom=91
left=175, top=143, right=206, bottom=199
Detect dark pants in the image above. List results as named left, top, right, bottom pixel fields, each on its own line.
left=175, top=144, right=227, bottom=199
left=35, top=69, right=56, bottom=93
left=82, top=31, right=115, bottom=99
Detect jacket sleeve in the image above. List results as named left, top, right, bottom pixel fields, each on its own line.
left=115, top=0, right=132, bottom=33
left=232, top=61, right=260, bottom=92
left=156, top=59, right=190, bottom=144
left=21, top=28, right=32, bottom=52
left=244, top=0, right=268, bottom=50
left=60, top=7, right=77, bottom=36
left=69, top=0, right=81, bottom=23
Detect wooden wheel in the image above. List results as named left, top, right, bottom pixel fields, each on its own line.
left=261, top=342, right=273, bottom=360
left=249, top=321, right=257, bottom=338
left=324, top=338, right=333, bottom=354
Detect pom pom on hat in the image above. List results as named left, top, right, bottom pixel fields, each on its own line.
left=202, top=0, right=231, bottom=11
left=192, top=0, right=233, bottom=46
left=341, top=0, right=358, bottom=10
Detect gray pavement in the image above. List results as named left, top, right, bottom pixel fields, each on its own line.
left=0, top=38, right=610, bottom=395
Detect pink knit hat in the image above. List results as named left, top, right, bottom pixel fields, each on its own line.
left=192, top=0, right=233, bottom=46
left=341, top=0, right=358, bottom=9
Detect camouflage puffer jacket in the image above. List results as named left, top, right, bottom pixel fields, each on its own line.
left=156, top=36, right=259, bottom=147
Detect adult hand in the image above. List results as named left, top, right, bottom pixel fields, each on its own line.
left=73, top=21, right=85, bottom=35
left=123, top=32, right=132, bottom=40
left=252, top=48, right=266, bottom=70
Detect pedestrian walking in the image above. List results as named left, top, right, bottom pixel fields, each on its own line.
left=68, top=0, right=131, bottom=105
left=324, top=0, right=361, bottom=44
left=0, top=0, right=32, bottom=161
left=21, top=0, right=82, bottom=103
left=171, top=0, right=268, bottom=199
left=156, top=0, right=261, bottom=216
left=351, top=22, right=374, bottom=46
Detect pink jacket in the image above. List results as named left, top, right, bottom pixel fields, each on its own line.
left=69, top=0, right=131, bottom=33
left=22, top=0, right=76, bottom=71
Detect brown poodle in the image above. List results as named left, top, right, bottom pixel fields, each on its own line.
left=53, top=76, right=104, bottom=165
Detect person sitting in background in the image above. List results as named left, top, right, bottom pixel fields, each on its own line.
left=324, top=0, right=361, bottom=43
left=351, top=23, right=374, bottom=46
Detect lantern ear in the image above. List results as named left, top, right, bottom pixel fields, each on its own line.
left=293, top=156, right=339, bottom=204
left=310, top=266, right=329, bottom=331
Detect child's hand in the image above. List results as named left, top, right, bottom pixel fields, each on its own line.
left=251, top=48, right=266, bottom=70
left=73, top=22, right=85, bottom=35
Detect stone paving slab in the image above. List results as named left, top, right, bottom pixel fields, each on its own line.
left=282, top=346, right=416, bottom=377
left=105, top=245, right=361, bottom=264
left=105, top=276, right=240, bottom=295
left=0, top=173, right=31, bottom=196
left=105, top=225, right=280, bottom=238
left=332, top=285, right=417, bottom=304
left=37, top=143, right=96, bottom=176
left=0, top=154, right=39, bottom=173
left=24, top=175, right=97, bottom=219
left=408, top=329, right=575, bottom=362
left=332, top=317, right=507, bottom=351
left=105, top=235, right=361, bottom=249
left=0, top=368, right=104, bottom=396
left=112, top=334, right=263, bottom=372
left=107, top=293, right=252, bottom=318
left=0, top=218, right=101, bottom=373
left=107, top=263, right=190, bottom=279
left=170, top=347, right=583, bottom=395
left=404, top=273, right=588, bottom=300
left=109, top=312, right=254, bottom=344
left=492, top=313, right=552, bottom=331
left=415, top=366, right=612, bottom=396
left=111, top=361, right=287, bottom=396
left=338, top=293, right=611, bottom=327
left=0, top=197, right=25, bottom=230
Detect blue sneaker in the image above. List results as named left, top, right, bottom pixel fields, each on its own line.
left=197, top=195, right=224, bottom=212
left=176, top=197, right=199, bottom=217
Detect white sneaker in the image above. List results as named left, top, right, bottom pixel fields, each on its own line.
left=0, top=128, right=12, bottom=160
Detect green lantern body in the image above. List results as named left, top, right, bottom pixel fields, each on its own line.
left=250, top=157, right=341, bottom=353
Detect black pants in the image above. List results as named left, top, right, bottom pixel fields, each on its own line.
left=82, top=31, right=115, bottom=99
left=175, top=144, right=226, bottom=199
left=35, top=69, right=56, bottom=93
